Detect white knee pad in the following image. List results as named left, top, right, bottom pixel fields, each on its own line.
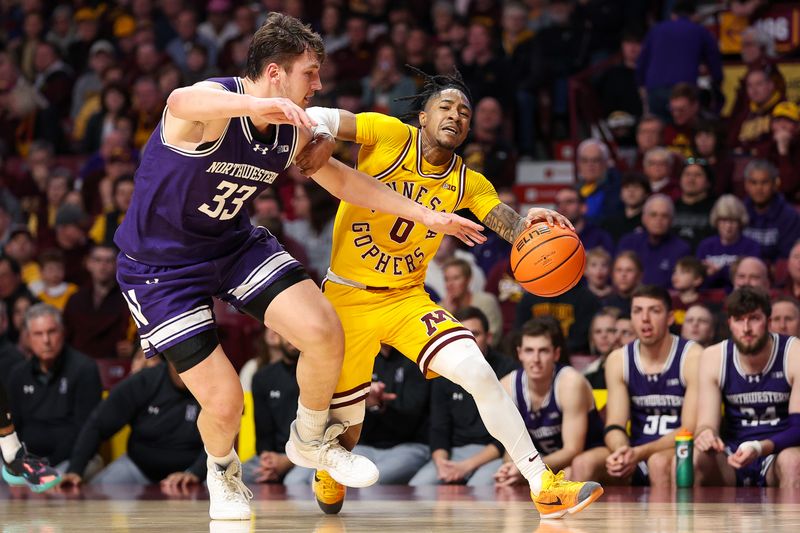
left=329, top=399, right=366, bottom=426
left=428, top=338, right=499, bottom=399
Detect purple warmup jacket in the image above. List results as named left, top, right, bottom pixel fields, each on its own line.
left=617, top=230, right=691, bottom=289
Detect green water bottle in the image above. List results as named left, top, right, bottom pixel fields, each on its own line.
left=675, top=428, right=694, bottom=488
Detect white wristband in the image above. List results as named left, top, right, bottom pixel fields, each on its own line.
left=306, top=106, right=340, bottom=138
left=738, top=440, right=763, bottom=456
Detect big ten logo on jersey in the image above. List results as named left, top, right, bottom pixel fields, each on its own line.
left=420, top=310, right=457, bottom=336
left=351, top=221, right=426, bottom=276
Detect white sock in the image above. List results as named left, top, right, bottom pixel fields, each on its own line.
left=429, top=338, right=547, bottom=495
left=295, top=401, right=329, bottom=443
left=206, top=447, right=237, bottom=470
left=0, top=432, right=22, bottom=463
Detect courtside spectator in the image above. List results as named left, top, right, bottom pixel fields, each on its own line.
left=643, top=147, right=679, bottom=200
left=554, top=188, right=614, bottom=256
left=769, top=296, right=800, bottom=337
left=730, top=67, right=782, bottom=155
left=729, top=26, right=785, bottom=122
left=603, top=251, right=643, bottom=315
left=742, top=160, right=800, bottom=262
left=630, top=115, right=664, bottom=172
left=575, top=139, right=621, bottom=223
left=696, top=195, right=760, bottom=289
left=670, top=256, right=706, bottom=327
left=765, top=102, right=800, bottom=202
left=585, top=247, right=613, bottom=301
left=636, top=0, right=722, bottom=120
left=731, top=257, right=771, bottom=292
left=63, top=244, right=134, bottom=360
left=360, top=44, right=415, bottom=118
left=6, top=304, right=102, bottom=470
left=615, top=315, right=636, bottom=348
left=784, top=241, right=800, bottom=300
left=439, top=259, right=503, bottom=344
left=618, top=194, right=691, bottom=289
left=673, top=158, right=715, bottom=248
left=0, top=256, right=35, bottom=343
left=594, top=30, right=644, bottom=120
left=681, top=304, right=716, bottom=346
left=664, top=83, right=705, bottom=157
left=3, top=227, right=40, bottom=287
left=692, top=121, right=735, bottom=197
left=583, top=307, right=622, bottom=389
left=32, top=249, right=77, bottom=311
left=330, top=15, right=374, bottom=83
left=601, top=173, right=650, bottom=242
left=462, top=97, right=517, bottom=189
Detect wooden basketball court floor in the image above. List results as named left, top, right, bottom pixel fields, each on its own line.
left=2, top=484, right=800, bottom=533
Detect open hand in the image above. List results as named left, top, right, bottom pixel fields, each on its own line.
left=421, top=211, right=486, bottom=246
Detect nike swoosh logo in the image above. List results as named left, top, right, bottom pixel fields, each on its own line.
left=539, top=497, right=562, bottom=506
left=401, top=164, right=413, bottom=172
left=528, top=453, right=540, bottom=462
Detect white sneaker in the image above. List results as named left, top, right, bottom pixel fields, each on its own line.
left=207, top=459, right=253, bottom=520
left=285, top=422, right=379, bottom=488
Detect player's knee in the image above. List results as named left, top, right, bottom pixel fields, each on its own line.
left=200, top=386, right=244, bottom=426
left=646, top=451, right=672, bottom=483
left=435, top=340, right=498, bottom=398
left=452, top=357, right=498, bottom=400
left=570, top=450, right=601, bottom=481
left=294, top=305, right=343, bottom=356
left=776, top=448, right=800, bottom=482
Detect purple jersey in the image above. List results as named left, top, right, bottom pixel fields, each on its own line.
left=511, top=365, right=604, bottom=454
left=624, top=335, right=692, bottom=446
left=720, top=333, right=793, bottom=446
left=115, top=77, right=299, bottom=266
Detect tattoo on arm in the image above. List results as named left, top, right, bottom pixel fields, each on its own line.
left=482, top=203, right=526, bottom=243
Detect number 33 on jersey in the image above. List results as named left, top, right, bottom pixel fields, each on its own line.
left=329, top=112, right=501, bottom=289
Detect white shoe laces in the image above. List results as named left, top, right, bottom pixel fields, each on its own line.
left=217, top=462, right=253, bottom=503
left=317, top=423, right=357, bottom=468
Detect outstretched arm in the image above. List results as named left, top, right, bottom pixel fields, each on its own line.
left=163, top=82, right=315, bottom=149
left=311, top=158, right=486, bottom=246
left=481, top=204, right=573, bottom=244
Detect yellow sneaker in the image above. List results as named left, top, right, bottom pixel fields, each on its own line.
left=313, top=470, right=346, bottom=515
left=531, top=469, right=603, bottom=519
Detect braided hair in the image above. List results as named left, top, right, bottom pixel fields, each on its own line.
left=397, top=65, right=473, bottom=123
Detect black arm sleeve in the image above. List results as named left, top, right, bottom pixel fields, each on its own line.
left=68, top=372, right=142, bottom=475
left=428, top=380, right=453, bottom=454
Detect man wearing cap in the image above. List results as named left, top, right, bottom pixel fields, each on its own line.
left=67, top=7, right=101, bottom=73
left=765, top=101, right=800, bottom=202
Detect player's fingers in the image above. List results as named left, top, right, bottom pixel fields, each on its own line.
left=301, top=109, right=316, bottom=129
left=465, top=225, right=487, bottom=242
left=545, top=213, right=554, bottom=226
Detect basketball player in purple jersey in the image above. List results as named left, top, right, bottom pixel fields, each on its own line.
left=114, top=14, right=484, bottom=520
left=493, top=318, right=604, bottom=485
left=571, top=285, right=702, bottom=487
left=694, top=287, right=800, bottom=487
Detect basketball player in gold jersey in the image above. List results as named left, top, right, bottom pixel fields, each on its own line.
left=305, top=70, right=604, bottom=518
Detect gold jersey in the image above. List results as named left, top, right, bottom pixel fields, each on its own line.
left=328, top=112, right=501, bottom=289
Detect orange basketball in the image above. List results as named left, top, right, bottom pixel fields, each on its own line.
left=510, top=222, right=585, bottom=297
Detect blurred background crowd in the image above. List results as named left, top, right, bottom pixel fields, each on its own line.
left=3, top=0, right=800, bottom=489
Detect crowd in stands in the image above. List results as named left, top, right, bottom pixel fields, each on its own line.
left=2, top=0, right=800, bottom=491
